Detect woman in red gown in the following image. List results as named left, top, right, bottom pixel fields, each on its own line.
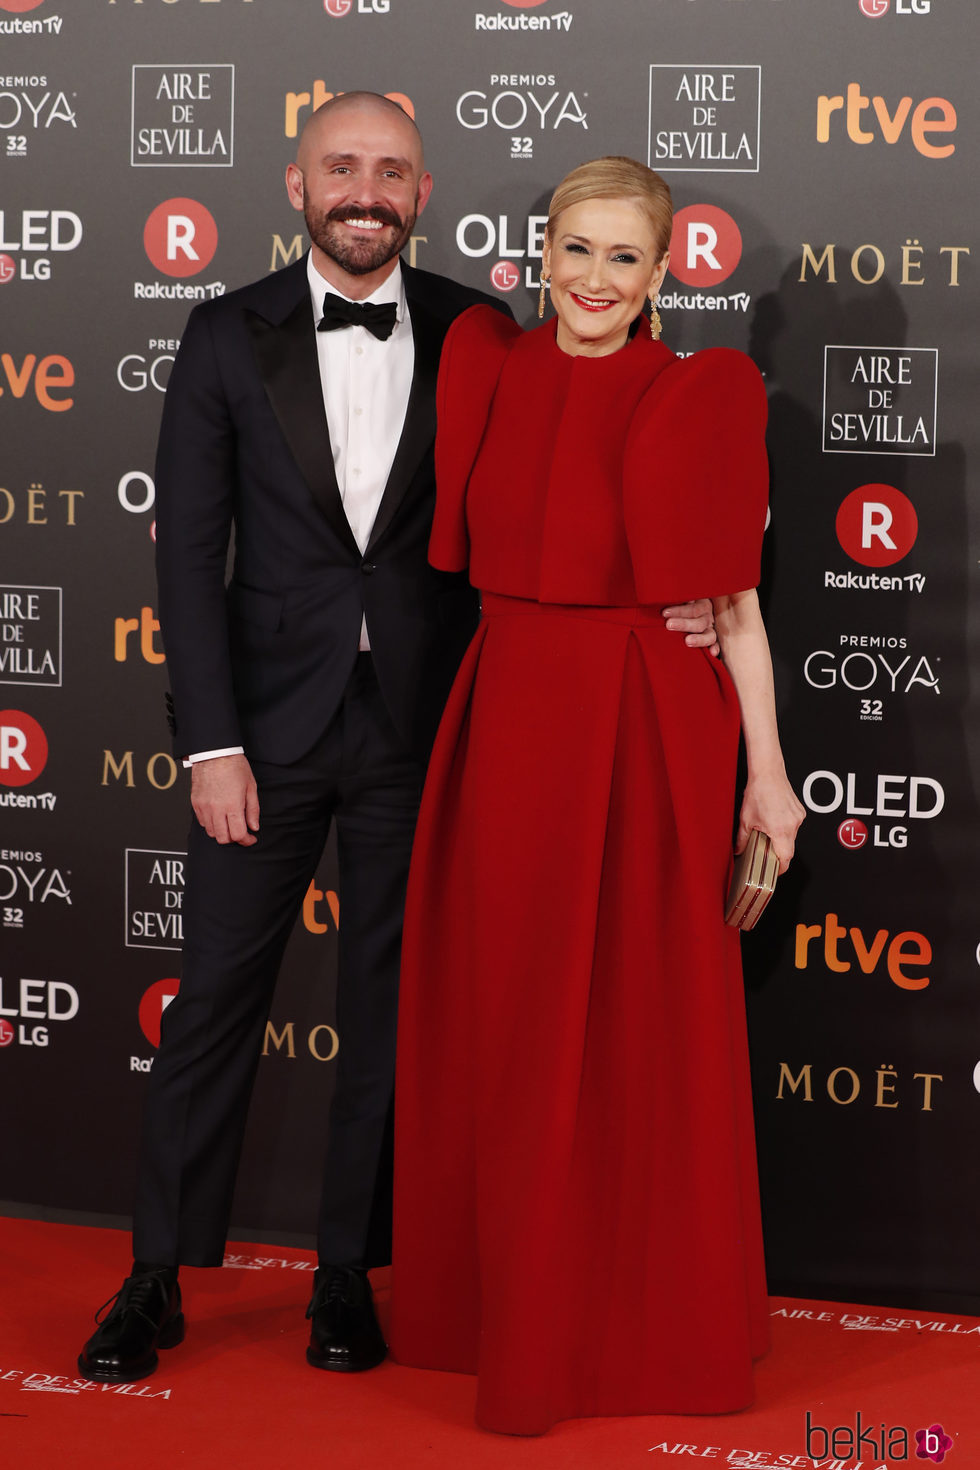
left=390, top=157, right=804, bottom=1435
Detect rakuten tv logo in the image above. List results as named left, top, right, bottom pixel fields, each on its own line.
left=668, top=204, right=742, bottom=287
left=143, top=198, right=217, bottom=278
left=836, top=484, right=918, bottom=566
left=139, top=978, right=180, bottom=1049
left=0, top=2, right=47, bottom=12
left=0, top=710, right=48, bottom=787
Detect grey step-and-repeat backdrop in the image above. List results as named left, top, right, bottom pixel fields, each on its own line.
left=1, top=0, right=977, bottom=1309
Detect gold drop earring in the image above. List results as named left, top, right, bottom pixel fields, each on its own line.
left=648, top=294, right=663, bottom=341
left=538, top=274, right=550, bottom=320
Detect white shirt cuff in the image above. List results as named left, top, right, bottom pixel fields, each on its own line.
left=183, top=746, right=245, bottom=769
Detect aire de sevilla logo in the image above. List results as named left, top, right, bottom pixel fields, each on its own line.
left=143, top=199, right=218, bottom=278
left=139, top=978, right=180, bottom=1049
left=836, top=484, right=918, bottom=567
left=0, top=710, right=48, bottom=787
left=668, top=204, right=742, bottom=288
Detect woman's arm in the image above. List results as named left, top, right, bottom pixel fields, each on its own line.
left=713, top=589, right=805, bottom=873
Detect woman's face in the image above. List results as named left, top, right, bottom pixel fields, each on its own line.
left=542, top=196, right=669, bottom=357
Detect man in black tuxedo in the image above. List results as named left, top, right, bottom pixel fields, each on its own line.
left=78, top=93, right=716, bottom=1384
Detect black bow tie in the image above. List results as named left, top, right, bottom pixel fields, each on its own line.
left=317, top=295, right=398, bottom=342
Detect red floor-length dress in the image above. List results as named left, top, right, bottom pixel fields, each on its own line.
left=390, top=307, right=772, bottom=1435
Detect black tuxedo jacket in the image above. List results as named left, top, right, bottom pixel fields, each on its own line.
left=155, top=255, right=505, bottom=765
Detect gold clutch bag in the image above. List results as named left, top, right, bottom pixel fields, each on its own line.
left=724, top=829, right=779, bottom=931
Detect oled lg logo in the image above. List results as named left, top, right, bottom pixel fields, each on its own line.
left=803, top=769, right=944, bottom=851
left=0, top=208, right=81, bottom=283
left=0, top=976, right=80, bottom=1049
left=457, top=211, right=547, bottom=297
left=136, top=199, right=224, bottom=302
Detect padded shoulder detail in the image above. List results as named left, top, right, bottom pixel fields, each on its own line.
left=430, top=308, right=523, bottom=572
left=623, top=348, right=769, bottom=601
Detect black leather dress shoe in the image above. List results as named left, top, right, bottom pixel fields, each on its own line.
left=306, top=1265, right=386, bottom=1372
left=77, top=1269, right=184, bottom=1383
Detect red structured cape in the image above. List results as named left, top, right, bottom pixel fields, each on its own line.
left=430, top=304, right=769, bottom=605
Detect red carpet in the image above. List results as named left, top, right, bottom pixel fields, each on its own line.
left=1, top=1215, right=975, bottom=1468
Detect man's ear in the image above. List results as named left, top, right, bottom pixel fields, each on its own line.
left=415, top=170, right=434, bottom=217
left=285, top=162, right=305, bottom=214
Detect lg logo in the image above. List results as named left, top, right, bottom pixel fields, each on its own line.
left=668, top=204, right=742, bottom=288
left=490, top=260, right=521, bottom=292
left=324, top=0, right=390, bottom=14
left=143, top=198, right=218, bottom=277
left=860, top=0, right=931, bottom=14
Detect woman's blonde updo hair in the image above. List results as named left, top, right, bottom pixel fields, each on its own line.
left=546, top=156, right=673, bottom=261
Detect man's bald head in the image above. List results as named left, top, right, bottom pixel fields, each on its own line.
left=295, top=91, right=425, bottom=175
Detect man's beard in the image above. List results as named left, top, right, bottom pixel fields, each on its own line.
left=305, top=201, right=417, bottom=276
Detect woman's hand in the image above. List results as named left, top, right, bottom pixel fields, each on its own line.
left=736, top=771, right=806, bottom=875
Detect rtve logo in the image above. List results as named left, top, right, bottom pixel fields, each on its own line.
left=0, top=709, right=48, bottom=787
left=284, top=85, right=412, bottom=139
left=143, top=198, right=217, bottom=277
left=817, top=85, right=956, bottom=158
left=836, top=484, right=918, bottom=567
left=795, top=913, right=931, bottom=990
left=0, top=351, right=74, bottom=410
left=114, top=606, right=165, bottom=663
left=667, top=204, right=742, bottom=288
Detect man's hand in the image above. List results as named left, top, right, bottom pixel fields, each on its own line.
left=191, top=753, right=260, bottom=847
left=662, top=598, right=720, bottom=656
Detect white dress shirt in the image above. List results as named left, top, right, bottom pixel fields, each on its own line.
left=186, top=251, right=414, bottom=765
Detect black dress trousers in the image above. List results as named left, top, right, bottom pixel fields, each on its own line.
left=133, top=654, right=423, bottom=1269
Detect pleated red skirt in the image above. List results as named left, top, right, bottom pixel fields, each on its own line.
left=390, top=593, right=769, bottom=1434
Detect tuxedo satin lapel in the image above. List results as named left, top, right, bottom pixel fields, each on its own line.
left=245, top=294, right=361, bottom=557
left=365, top=286, right=442, bottom=556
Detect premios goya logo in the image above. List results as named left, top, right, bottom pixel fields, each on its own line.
left=1, top=74, right=75, bottom=161
left=803, top=635, right=940, bottom=723
left=456, top=74, right=587, bottom=163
